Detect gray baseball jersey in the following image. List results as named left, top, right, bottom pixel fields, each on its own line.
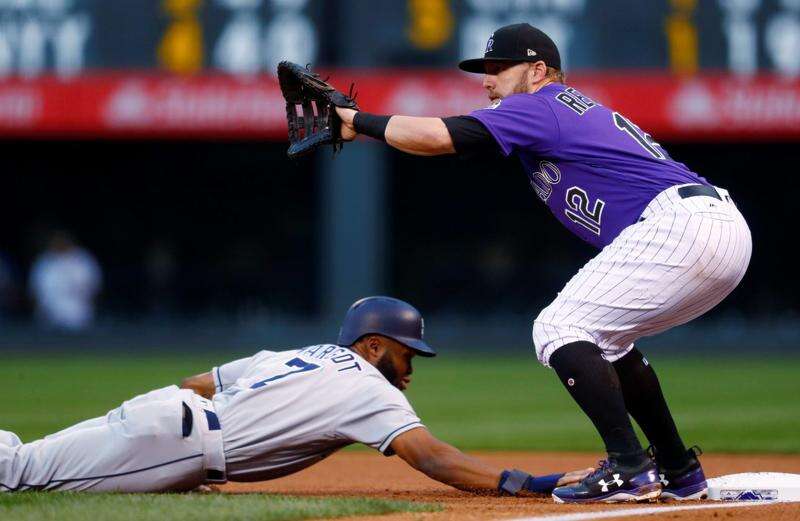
left=0, top=345, right=423, bottom=492
left=211, top=344, right=421, bottom=481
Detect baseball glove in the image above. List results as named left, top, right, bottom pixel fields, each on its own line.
left=277, top=61, right=359, bottom=158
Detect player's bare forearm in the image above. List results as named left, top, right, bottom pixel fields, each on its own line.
left=390, top=427, right=502, bottom=493
left=385, top=116, right=456, bottom=156
left=417, top=443, right=503, bottom=492
left=180, top=372, right=216, bottom=399
left=390, top=428, right=592, bottom=495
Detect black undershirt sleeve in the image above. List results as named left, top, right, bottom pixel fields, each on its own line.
left=441, top=115, right=503, bottom=159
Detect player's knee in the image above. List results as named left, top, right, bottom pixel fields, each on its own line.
left=531, top=319, right=547, bottom=352
left=532, top=317, right=557, bottom=365
left=533, top=314, right=597, bottom=367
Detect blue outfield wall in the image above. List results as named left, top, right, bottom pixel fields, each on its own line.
left=0, top=315, right=797, bottom=356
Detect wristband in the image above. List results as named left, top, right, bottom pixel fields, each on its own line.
left=499, top=470, right=565, bottom=495
left=498, top=469, right=532, bottom=495
left=523, top=473, right=564, bottom=494
left=353, top=112, right=391, bottom=141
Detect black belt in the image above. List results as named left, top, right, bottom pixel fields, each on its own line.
left=639, top=184, right=722, bottom=222
left=677, top=184, right=721, bottom=201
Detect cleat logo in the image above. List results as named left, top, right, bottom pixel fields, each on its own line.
left=659, top=473, right=669, bottom=487
left=598, top=474, right=624, bottom=492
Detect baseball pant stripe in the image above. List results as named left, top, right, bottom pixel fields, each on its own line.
left=599, top=216, right=717, bottom=353
left=0, top=454, right=203, bottom=491
left=602, top=216, right=723, bottom=345
left=551, top=215, right=663, bottom=328
left=628, top=214, right=749, bottom=340
left=580, top=211, right=684, bottom=330
left=607, top=216, right=734, bottom=347
left=538, top=212, right=682, bottom=356
left=0, top=386, right=213, bottom=492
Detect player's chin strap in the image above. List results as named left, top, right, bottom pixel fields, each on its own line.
left=498, top=469, right=565, bottom=495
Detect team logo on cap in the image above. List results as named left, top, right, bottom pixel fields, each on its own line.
left=486, top=33, right=494, bottom=53
left=527, top=49, right=537, bottom=56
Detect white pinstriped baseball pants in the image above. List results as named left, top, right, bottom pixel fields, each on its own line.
left=533, top=184, right=752, bottom=366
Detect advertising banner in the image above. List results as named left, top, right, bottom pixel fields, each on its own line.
left=0, top=71, right=798, bottom=140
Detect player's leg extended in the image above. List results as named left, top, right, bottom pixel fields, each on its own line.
left=1, top=387, right=209, bottom=492
left=42, top=385, right=189, bottom=442
left=539, top=340, right=659, bottom=503
left=612, top=347, right=706, bottom=500
left=532, top=222, right=667, bottom=502
left=606, top=189, right=750, bottom=499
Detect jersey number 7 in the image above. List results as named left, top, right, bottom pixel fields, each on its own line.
left=250, top=358, right=320, bottom=389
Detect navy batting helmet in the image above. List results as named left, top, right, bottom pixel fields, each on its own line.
left=337, top=296, right=436, bottom=357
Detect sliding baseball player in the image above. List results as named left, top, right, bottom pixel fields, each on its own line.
left=0, top=296, right=589, bottom=494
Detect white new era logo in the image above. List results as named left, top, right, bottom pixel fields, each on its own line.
left=598, top=474, right=624, bottom=492
left=527, top=49, right=537, bottom=56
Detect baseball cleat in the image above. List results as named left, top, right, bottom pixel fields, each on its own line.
left=655, top=446, right=708, bottom=501
left=552, top=459, right=661, bottom=503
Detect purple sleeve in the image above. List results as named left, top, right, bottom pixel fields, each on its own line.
left=469, top=94, right=559, bottom=157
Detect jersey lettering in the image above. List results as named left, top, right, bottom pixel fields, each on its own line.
left=555, top=87, right=597, bottom=115
left=530, top=160, right=561, bottom=202
left=318, top=345, right=337, bottom=358
left=469, top=84, right=707, bottom=248
left=331, top=352, right=362, bottom=372
left=296, top=345, right=363, bottom=371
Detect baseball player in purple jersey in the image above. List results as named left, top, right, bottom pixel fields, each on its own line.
left=335, top=23, right=752, bottom=503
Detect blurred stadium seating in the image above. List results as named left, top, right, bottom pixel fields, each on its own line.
left=1, top=0, right=798, bottom=352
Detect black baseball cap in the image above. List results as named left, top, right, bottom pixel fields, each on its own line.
left=459, top=23, right=561, bottom=74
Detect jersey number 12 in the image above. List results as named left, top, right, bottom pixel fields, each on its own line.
left=565, top=187, right=605, bottom=236
left=613, top=112, right=667, bottom=160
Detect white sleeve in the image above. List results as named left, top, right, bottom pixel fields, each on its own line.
left=212, top=350, right=278, bottom=392
left=336, top=376, right=424, bottom=456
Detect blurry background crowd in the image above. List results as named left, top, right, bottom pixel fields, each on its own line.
left=1, top=0, right=798, bottom=351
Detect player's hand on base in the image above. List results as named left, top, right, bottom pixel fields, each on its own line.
left=335, top=107, right=358, bottom=141
left=556, top=467, right=594, bottom=487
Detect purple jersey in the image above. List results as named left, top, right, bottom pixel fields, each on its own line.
left=470, top=84, right=709, bottom=248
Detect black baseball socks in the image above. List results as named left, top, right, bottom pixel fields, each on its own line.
left=612, top=347, right=694, bottom=472
left=549, top=341, right=649, bottom=469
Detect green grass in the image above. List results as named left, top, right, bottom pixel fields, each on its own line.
left=0, top=493, right=438, bottom=521
left=2, top=352, right=799, bottom=453
left=406, top=354, right=800, bottom=453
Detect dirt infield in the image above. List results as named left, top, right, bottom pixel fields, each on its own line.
left=222, top=451, right=800, bottom=520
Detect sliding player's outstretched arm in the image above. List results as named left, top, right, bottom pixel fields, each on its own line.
left=390, top=426, right=591, bottom=495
